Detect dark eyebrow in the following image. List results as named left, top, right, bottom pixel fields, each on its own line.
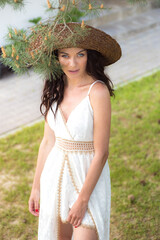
left=59, top=50, right=86, bottom=54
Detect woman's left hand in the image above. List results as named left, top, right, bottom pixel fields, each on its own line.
left=67, top=198, right=88, bottom=227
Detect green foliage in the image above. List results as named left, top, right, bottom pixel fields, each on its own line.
left=63, top=6, right=85, bottom=23
left=0, top=0, right=150, bottom=78
left=1, top=28, right=30, bottom=74
left=0, top=0, right=24, bottom=10
left=28, top=17, right=42, bottom=25
left=0, top=0, right=153, bottom=10
left=0, top=21, right=91, bottom=79
left=0, top=0, right=104, bottom=79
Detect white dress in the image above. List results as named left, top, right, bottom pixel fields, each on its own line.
left=38, top=80, right=111, bottom=240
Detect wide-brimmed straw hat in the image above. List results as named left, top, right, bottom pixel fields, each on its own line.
left=32, top=22, right=122, bottom=66
left=0, top=21, right=122, bottom=78
left=52, top=22, right=122, bottom=66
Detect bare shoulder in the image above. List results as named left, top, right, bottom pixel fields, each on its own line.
left=89, top=81, right=111, bottom=110
left=89, top=81, right=111, bottom=157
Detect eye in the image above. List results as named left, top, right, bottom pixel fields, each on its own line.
left=60, top=53, right=85, bottom=58
left=78, top=53, right=84, bottom=57
left=61, top=55, right=68, bottom=58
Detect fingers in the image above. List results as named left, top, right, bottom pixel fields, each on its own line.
left=67, top=213, right=74, bottom=225
left=74, top=219, right=81, bottom=228
left=28, top=199, right=34, bottom=215
left=67, top=213, right=82, bottom=227
left=28, top=199, right=39, bottom=217
left=34, top=200, right=40, bottom=216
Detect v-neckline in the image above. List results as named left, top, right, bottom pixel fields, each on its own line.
left=59, top=95, right=89, bottom=125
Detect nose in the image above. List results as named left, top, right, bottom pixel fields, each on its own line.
left=69, top=57, right=77, bottom=67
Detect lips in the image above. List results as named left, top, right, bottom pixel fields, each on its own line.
left=69, top=70, right=79, bottom=73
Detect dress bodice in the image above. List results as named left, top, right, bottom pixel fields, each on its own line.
left=47, top=80, right=105, bottom=141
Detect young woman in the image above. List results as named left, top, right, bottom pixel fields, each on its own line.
left=28, top=23, right=121, bottom=240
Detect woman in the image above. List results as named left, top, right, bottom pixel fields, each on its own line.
left=28, top=22, right=121, bottom=240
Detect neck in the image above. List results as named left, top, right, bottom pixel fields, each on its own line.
left=63, top=74, right=95, bottom=89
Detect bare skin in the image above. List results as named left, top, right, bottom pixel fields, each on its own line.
left=58, top=48, right=96, bottom=122
left=57, top=48, right=111, bottom=239
left=59, top=218, right=73, bottom=240
left=29, top=47, right=111, bottom=240
left=28, top=121, right=55, bottom=216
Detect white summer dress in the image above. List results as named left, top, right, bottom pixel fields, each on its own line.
left=38, top=80, right=111, bottom=240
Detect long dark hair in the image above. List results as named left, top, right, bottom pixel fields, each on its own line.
left=40, top=49, right=115, bottom=120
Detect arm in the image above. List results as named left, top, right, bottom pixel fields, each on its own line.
left=78, top=83, right=111, bottom=203
left=67, top=83, right=111, bottom=227
left=28, top=115, right=55, bottom=216
left=31, top=120, right=55, bottom=191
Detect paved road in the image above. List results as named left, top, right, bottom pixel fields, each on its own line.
left=0, top=71, right=44, bottom=136
left=0, top=8, right=160, bottom=137
left=107, top=24, right=160, bottom=86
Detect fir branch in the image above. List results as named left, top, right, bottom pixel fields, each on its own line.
left=0, top=0, right=106, bottom=78
left=0, top=0, right=25, bottom=10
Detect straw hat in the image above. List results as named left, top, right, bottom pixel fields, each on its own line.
left=54, top=22, right=121, bottom=66
left=31, top=22, right=122, bottom=66
left=0, top=21, right=122, bottom=77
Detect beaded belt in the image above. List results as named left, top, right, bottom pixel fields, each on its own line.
left=55, top=137, right=94, bottom=152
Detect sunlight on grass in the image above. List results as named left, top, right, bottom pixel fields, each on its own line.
left=0, top=71, right=160, bottom=239
left=109, top=71, right=160, bottom=240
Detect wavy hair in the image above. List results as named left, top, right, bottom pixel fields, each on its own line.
left=40, top=49, right=115, bottom=120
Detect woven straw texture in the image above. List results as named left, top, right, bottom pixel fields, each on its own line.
left=31, top=22, right=122, bottom=66
left=55, top=22, right=122, bottom=65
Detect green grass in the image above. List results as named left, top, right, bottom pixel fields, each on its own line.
left=0, top=71, right=160, bottom=239
left=110, top=71, right=160, bottom=240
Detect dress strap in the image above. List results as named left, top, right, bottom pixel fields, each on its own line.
left=87, top=80, right=105, bottom=96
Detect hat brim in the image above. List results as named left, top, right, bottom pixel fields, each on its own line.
left=53, top=22, right=122, bottom=66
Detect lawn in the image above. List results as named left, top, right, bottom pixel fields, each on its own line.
left=0, top=70, right=160, bottom=240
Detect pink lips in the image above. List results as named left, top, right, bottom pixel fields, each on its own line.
left=69, top=70, right=79, bottom=73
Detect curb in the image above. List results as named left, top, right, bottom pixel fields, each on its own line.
left=114, top=66, right=160, bottom=89
left=0, top=117, right=44, bottom=139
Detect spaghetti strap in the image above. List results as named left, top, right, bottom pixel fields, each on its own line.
left=39, top=78, right=111, bottom=240
left=87, top=80, right=105, bottom=96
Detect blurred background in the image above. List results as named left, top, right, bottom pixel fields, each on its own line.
left=0, top=1, right=159, bottom=240
left=0, top=0, right=160, bottom=136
